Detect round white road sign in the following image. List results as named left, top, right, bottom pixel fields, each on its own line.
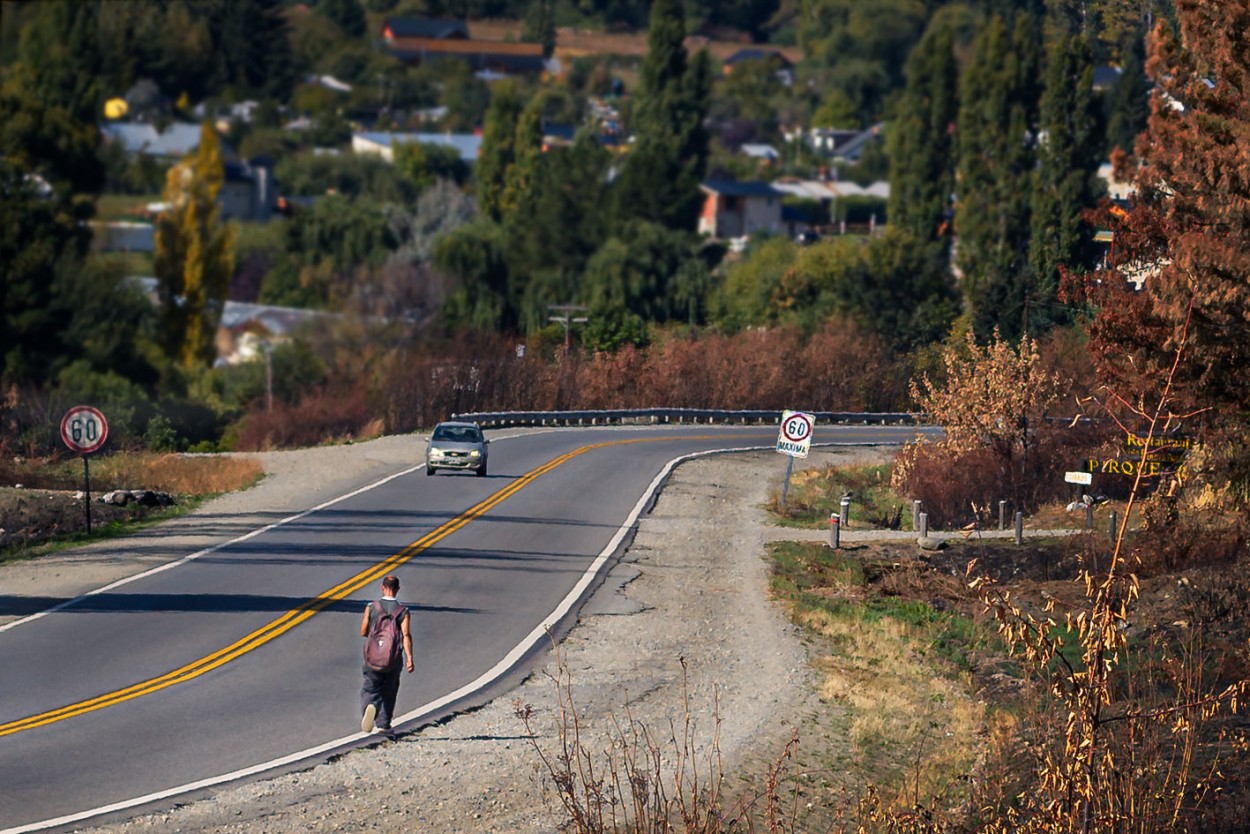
left=776, top=410, right=815, bottom=458
left=60, top=406, right=109, bottom=455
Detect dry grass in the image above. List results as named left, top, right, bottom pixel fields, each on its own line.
left=91, top=453, right=264, bottom=494
left=800, top=609, right=984, bottom=805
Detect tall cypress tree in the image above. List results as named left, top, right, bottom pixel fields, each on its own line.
left=1105, top=32, right=1150, bottom=154
left=501, top=98, right=545, bottom=224
left=954, top=13, right=1042, bottom=340
left=612, top=0, right=710, bottom=232
left=888, top=17, right=959, bottom=242
left=475, top=84, right=521, bottom=223
left=1028, top=32, right=1103, bottom=333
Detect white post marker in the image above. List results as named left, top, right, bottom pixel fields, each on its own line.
left=776, top=410, right=815, bottom=514
left=776, top=410, right=814, bottom=459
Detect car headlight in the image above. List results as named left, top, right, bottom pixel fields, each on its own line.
left=428, top=446, right=444, bottom=458
left=468, top=450, right=481, bottom=458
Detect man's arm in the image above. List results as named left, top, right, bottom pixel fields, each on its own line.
left=401, top=612, right=415, bottom=673
left=359, top=605, right=371, bottom=637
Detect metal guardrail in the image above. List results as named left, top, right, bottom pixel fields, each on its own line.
left=451, top=408, right=923, bottom=428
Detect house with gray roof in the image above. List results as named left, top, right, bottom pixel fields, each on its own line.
left=99, top=122, right=230, bottom=159
left=699, top=181, right=783, bottom=239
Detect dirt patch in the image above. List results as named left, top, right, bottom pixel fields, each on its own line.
left=0, top=488, right=179, bottom=558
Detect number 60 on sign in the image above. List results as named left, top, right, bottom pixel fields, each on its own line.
left=60, top=405, right=109, bottom=455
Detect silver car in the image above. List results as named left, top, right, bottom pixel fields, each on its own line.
left=425, top=421, right=489, bottom=476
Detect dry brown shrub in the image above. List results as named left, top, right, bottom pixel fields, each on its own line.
left=231, top=384, right=370, bottom=450
left=93, top=453, right=263, bottom=494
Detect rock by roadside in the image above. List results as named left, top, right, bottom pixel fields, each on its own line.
left=1, top=439, right=892, bottom=833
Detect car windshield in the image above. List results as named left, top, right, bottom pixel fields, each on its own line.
left=432, top=425, right=481, bottom=443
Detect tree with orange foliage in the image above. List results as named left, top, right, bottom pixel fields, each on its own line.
left=1070, top=0, right=1250, bottom=500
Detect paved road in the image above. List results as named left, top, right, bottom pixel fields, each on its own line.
left=0, top=425, right=923, bottom=833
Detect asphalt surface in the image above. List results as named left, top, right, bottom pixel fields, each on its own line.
left=0, top=425, right=924, bottom=832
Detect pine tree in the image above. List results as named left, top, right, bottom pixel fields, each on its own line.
left=612, top=0, right=711, bottom=232
left=1028, top=32, right=1103, bottom=333
left=887, top=17, right=959, bottom=242
left=475, top=84, right=521, bottom=223
left=954, top=13, right=1042, bottom=341
left=154, top=123, right=236, bottom=369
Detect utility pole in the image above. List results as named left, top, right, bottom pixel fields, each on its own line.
left=548, top=304, right=588, bottom=351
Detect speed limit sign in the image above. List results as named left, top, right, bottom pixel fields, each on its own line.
left=60, top=406, right=109, bottom=455
left=776, top=410, right=814, bottom=459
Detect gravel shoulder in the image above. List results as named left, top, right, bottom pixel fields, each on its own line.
left=2, top=437, right=892, bottom=833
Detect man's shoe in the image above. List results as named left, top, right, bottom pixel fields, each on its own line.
left=361, top=703, right=377, bottom=733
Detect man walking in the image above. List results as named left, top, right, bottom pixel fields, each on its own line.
left=360, top=574, right=414, bottom=735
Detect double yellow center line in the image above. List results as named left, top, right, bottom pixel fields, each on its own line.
left=1, top=440, right=622, bottom=738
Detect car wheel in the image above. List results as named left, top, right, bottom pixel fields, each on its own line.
left=476, top=464, right=487, bottom=477
left=426, top=465, right=435, bottom=476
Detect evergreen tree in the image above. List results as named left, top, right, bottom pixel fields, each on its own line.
left=887, top=17, right=959, bottom=242
left=475, top=83, right=521, bottom=223
left=1104, top=32, right=1150, bottom=154
left=1, top=66, right=153, bottom=388
left=954, top=13, right=1042, bottom=341
left=154, top=124, right=237, bottom=369
left=522, top=0, right=557, bottom=60
left=501, top=98, right=545, bottom=224
left=16, top=0, right=103, bottom=125
left=1028, top=32, right=1103, bottom=333
left=199, top=0, right=293, bottom=98
left=612, top=0, right=711, bottom=232
left=316, top=0, right=366, bottom=38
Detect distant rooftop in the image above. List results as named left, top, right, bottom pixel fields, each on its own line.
left=381, top=17, right=469, bottom=40
left=354, top=131, right=482, bottom=163
left=100, top=122, right=231, bottom=159
left=701, top=180, right=782, bottom=198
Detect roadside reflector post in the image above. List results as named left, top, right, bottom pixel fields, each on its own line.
left=830, top=514, right=840, bottom=549
left=999, top=500, right=1007, bottom=531
left=1014, top=511, right=1024, bottom=545
left=840, top=496, right=851, bottom=527
left=919, top=512, right=928, bottom=539
left=912, top=499, right=921, bottom=531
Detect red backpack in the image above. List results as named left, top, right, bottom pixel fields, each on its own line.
left=363, top=600, right=407, bottom=672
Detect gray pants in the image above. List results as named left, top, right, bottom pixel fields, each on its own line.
left=361, top=665, right=402, bottom=729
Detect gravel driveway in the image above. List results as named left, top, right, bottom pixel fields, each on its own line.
left=2, top=435, right=893, bottom=833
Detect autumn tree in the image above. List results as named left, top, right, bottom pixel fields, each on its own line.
left=1077, top=0, right=1250, bottom=500
left=154, top=123, right=236, bottom=369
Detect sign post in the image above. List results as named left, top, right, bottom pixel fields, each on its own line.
left=60, top=406, right=109, bottom=535
left=776, top=410, right=815, bottom=513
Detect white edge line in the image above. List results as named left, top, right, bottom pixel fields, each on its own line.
left=0, top=464, right=422, bottom=635
left=5, top=439, right=888, bottom=833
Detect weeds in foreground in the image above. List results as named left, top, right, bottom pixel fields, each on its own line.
left=966, top=306, right=1249, bottom=834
